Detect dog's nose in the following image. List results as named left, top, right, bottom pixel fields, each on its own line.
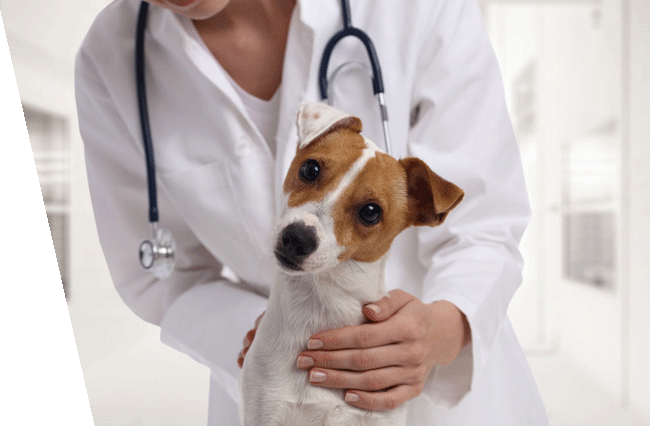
left=280, top=222, right=318, bottom=257
left=275, top=222, right=318, bottom=270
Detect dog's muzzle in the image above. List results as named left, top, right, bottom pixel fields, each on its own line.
left=274, top=221, right=319, bottom=271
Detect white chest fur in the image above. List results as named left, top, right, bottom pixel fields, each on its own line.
left=239, top=258, right=407, bottom=426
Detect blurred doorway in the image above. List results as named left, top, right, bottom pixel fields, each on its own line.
left=24, top=107, right=71, bottom=297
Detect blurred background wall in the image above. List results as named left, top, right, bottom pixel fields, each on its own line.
left=482, top=2, right=650, bottom=422
left=0, top=0, right=648, bottom=425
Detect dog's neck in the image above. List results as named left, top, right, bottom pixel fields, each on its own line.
left=282, top=257, right=386, bottom=314
left=265, top=257, right=388, bottom=349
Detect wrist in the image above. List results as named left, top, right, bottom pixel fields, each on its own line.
left=428, top=300, right=472, bottom=349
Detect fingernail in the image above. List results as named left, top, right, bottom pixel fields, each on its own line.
left=309, top=371, right=327, bottom=383
left=296, top=356, right=314, bottom=369
left=366, top=304, right=381, bottom=315
left=246, top=329, right=256, bottom=341
left=345, top=392, right=360, bottom=403
left=307, top=339, right=323, bottom=350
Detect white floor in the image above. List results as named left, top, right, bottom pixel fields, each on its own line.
left=527, top=356, right=650, bottom=426
left=67, top=287, right=650, bottom=426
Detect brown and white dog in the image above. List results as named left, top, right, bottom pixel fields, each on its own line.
left=239, top=102, right=464, bottom=426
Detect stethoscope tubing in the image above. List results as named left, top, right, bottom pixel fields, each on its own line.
left=135, top=1, right=158, bottom=224
left=318, top=27, right=384, bottom=99
left=318, top=0, right=392, bottom=156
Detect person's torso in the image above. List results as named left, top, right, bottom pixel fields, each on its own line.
left=82, top=0, right=432, bottom=293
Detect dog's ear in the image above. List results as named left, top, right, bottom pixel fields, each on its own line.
left=399, top=157, right=464, bottom=227
left=296, top=102, right=362, bottom=149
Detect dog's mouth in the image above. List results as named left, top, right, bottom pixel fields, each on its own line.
left=274, top=250, right=303, bottom=272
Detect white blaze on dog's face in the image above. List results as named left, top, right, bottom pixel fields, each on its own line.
left=274, top=102, right=465, bottom=275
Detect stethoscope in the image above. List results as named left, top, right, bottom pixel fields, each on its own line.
left=136, top=0, right=391, bottom=279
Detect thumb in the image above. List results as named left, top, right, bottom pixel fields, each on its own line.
left=362, top=289, right=415, bottom=322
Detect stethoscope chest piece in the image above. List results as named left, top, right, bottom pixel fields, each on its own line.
left=139, top=225, right=176, bottom=279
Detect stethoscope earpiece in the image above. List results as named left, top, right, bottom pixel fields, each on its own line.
left=138, top=224, right=176, bottom=280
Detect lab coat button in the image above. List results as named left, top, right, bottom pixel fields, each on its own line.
left=235, top=137, right=253, bottom=157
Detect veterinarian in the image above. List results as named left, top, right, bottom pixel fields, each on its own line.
left=75, top=0, right=549, bottom=424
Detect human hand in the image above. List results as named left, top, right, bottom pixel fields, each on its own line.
left=295, top=290, right=471, bottom=411
left=237, top=311, right=265, bottom=368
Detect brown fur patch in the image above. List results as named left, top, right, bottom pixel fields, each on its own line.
left=282, top=131, right=463, bottom=266
left=399, top=157, right=464, bottom=226
left=284, top=129, right=366, bottom=207
left=331, top=152, right=410, bottom=263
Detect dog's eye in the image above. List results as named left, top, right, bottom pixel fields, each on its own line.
left=299, top=159, right=320, bottom=182
left=358, top=203, right=382, bottom=225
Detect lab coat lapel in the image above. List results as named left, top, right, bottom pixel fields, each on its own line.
left=147, top=5, right=249, bottom=119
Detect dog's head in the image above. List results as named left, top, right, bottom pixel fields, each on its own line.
left=274, top=102, right=464, bottom=275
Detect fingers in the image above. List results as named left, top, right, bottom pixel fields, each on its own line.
left=345, top=384, right=422, bottom=411
left=243, top=328, right=256, bottom=347
left=237, top=347, right=246, bottom=368
left=308, top=290, right=418, bottom=351
left=303, top=364, right=422, bottom=410
left=297, top=344, right=409, bottom=371
left=238, top=311, right=265, bottom=369
left=306, top=366, right=419, bottom=394
left=307, top=321, right=405, bottom=351
left=309, top=291, right=417, bottom=351
left=363, top=289, right=415, bottom=323
left=309, top=321, right=402, bottom=351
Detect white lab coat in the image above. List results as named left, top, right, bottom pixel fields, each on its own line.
left=75, top=0, right=549, bottom=424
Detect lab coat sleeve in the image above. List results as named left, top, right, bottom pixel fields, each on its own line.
left=407, top=0, right=531, bottom=407
left=74, top=41, right=267, bottom=403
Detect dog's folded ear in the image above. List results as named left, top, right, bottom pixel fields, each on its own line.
left=399, top=157, right=464, bottom=227
left=296, top=102, right=362, bottom=149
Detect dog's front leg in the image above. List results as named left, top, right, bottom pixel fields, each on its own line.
left=240, top=321, right=297, bottom=426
